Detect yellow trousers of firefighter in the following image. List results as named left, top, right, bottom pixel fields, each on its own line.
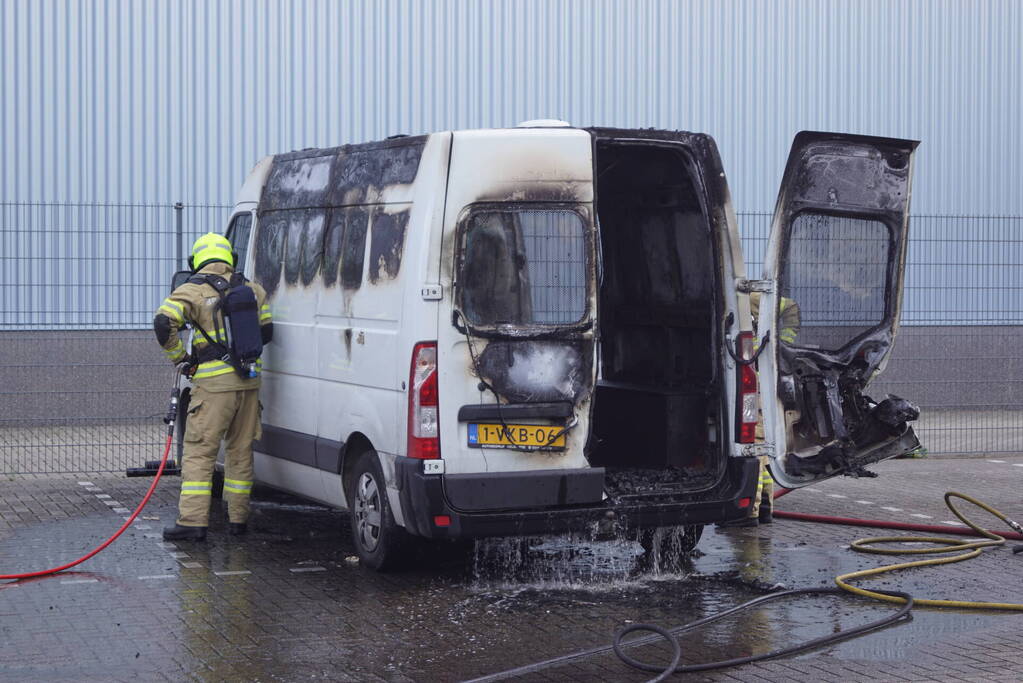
left=750, top=455, right=774, bottom=518
left=177, top=385, right=261, bottom=527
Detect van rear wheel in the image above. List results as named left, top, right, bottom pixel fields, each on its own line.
left=639, top=525, right=703, bottom=571
left=346, top=451, right=416, bottom=571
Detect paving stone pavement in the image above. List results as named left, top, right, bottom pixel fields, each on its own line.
left=2, top=457, right=1023, bottom=682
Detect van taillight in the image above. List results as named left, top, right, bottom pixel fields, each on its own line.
left=408, top=342, right=440, bottom=459
left=736, top=332, right=759, bottom=444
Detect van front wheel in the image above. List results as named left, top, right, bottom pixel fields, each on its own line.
left=346, top=452, right=416, bottom=571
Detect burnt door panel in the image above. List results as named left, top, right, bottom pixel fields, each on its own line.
left=760, top=132, right=920, bottom=488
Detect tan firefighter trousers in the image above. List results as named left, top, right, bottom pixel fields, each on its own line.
left=750, top=455, right=774, bottom=518
left=177, top=385, right=261, bottom=527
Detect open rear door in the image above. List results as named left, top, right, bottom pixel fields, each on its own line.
left=759, top=132, right=920, bottom=488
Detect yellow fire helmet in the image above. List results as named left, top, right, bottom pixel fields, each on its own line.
left=189, top=232, right=236, bottom=271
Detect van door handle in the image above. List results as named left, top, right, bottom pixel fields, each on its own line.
left=726, top=329, right=770, bottom=366
left=452, top=310, right=469, bottom=335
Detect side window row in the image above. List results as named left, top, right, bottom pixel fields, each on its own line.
left=252, top=206, right=408, bottom=298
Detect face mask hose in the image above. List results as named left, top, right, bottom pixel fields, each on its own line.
left=1, top=371, right=183, bottom=582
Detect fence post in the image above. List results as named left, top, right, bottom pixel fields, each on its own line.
left=174, top=202, right=184, bottom=269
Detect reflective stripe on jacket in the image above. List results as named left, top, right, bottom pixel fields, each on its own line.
left=749, top=292, right=801, bottom=345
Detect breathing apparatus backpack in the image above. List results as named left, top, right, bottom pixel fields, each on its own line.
left=189, top=272, right=263, bottom=379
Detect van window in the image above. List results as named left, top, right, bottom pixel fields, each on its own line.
left=461, top=209, right=587, bottom=326
left=340, top=208, right=370, bottom=289
left=301, top=211, right=326, bottom=285
left=226, top=213, right=252, bottom=273
left=780, top=213, right=890, bottom=350
left=274, top=209, right=328, bottom=287
left=322, top=210, right=345, bottom=287
left=321, top=208, right=370, bottom=289
left=368, top=209, right=410, bottom=283
left=254, top=212, right=287, bottom=297
left=283, top=211, right=305, bottom=285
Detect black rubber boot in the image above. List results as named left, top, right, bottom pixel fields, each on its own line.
left=227, top=522, right=248, bottom=536
left=759, top=508, right=774, bottom=524
left=163, top=524, right=207, bottom=541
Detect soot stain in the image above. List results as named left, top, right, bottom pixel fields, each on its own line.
left=477, top=340, right=591, bottom=403
left=368, top=209, right=410, bottom=283
left=261, top=153, right=334, bottom=211
left=329, top=139, right=425, bottom=206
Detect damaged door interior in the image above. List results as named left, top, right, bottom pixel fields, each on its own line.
left=588, top=134, right=725, bottom=496
left=761, top=132, right=921, bottom=487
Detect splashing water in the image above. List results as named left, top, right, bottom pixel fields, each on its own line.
left=469, top=526, right=700, bottom=592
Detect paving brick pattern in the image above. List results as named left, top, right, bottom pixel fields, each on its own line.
left=2, top=457, right=1023, bottom=681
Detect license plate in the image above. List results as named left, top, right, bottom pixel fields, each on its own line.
left=467, top=423, right=566, bottom=450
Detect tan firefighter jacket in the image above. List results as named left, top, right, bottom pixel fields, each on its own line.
left=749, top=292, right=801, bottom=345
left=154, top=262, right=272, bottom=392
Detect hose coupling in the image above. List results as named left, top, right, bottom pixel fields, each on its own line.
left=163, top=388, right=180, bottom=435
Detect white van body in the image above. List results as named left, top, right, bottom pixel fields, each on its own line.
left=219, top=125, right=920, bottom=569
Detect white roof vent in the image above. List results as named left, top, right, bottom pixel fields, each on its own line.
left=516, top=119, right=572, bottom=128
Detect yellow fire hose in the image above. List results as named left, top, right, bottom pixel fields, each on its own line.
left=837, top=491, right=1023, bottom=611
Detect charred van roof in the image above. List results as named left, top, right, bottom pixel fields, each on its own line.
left=271, top=134, right=429, bottom=163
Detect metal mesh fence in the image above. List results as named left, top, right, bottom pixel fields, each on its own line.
left=0, top=203, right=231, bottom=474
left=0, top=204, right=1019, bottom=474
left=739, top=212, right=1023, bottom=458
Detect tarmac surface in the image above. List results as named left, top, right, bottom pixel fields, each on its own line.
left=2, top=456, right=1023, bottom=682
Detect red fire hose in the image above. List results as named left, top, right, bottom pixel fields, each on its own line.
left=772, top=487, right=1023, bottom=541
left=0, top=433, right=174, bottom=581
left=1, top=373, right=182, bottom=582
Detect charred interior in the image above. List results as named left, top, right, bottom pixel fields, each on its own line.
left=589, top=142, right=722, bottom=491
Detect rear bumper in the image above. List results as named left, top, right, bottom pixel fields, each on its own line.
left=393, top=456, right=760, bottom=539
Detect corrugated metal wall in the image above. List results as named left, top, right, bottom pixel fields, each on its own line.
left=0, top=1, right=1020, bottom=465
left=2, top=0, right=1019, bottom=213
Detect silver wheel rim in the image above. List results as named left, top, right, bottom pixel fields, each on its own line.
left=354, top=471, right=383, bottom=552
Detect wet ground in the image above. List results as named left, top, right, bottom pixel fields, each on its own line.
left=2, top=457, right=1023, bottom=681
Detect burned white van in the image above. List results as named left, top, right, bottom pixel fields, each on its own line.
left=221, top=122, right=920, bottom=569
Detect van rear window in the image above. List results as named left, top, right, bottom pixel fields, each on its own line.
left=461, top=210, right=587, bottom=326
left=780, top=213, right=890, bottom=350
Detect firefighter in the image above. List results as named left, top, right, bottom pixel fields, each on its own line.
left=719, top=293, right=800, bottom=527
left=154, top=233, right=273, bottom=541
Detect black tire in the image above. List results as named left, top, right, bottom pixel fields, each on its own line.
left=346, top=451, right=417, bottom=571
left=639, top=525, right=704, bottom=571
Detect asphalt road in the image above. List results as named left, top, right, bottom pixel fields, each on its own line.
left=2, top=457, right=1023, bottom=682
